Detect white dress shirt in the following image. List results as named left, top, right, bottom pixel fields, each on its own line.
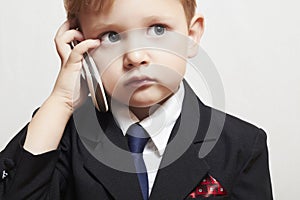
left=111, top=82, right=185, bottom=195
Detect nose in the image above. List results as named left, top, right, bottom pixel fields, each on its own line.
left=123, top=50, right=149, bottom=69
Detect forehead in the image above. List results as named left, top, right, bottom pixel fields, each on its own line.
left=79, top=0, right=185, bottom=32
left=81, top=0, right=182, bottom=15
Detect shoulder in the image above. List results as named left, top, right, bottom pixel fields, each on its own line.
left=183, top=81, right=267, bottom=152
left=181, top=81, right=268, bottom=160
left=198, top=100, right=267, bottom=150
left=199, top=101, right=268, bottom=171
left=221, top=109, right=267, bottom=147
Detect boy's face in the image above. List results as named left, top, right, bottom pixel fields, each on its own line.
left=79, top=0, right=202, bottom=108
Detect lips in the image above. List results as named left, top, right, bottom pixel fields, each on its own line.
left=124, top=76, right=157, bottom=88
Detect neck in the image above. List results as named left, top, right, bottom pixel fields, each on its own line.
left=129, top=106, right=152, bottom=121
left=129, top=95, right=171, bottom=121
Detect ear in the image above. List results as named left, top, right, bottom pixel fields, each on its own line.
left=187, top=14, right=205, bottom=58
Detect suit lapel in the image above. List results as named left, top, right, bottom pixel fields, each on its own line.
left=74, top=101, right=144, bottom=200
left=149, top=82, right=211, bottom=199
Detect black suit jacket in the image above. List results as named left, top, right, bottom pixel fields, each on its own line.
left=0, top=83, right=273, bottom=200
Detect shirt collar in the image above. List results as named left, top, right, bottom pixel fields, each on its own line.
left=112, top=82, right=185, bottom=156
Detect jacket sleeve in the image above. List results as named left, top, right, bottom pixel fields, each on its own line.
left=0, top=112, right=72, bottom=200
left=231, top=129, right=273, bottom=200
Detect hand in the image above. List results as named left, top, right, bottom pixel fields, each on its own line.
left=51, top=21, right=100, bottom=111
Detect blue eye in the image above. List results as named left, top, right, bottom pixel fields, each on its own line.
left=148, top=24, right=166, bottom=36
left=100, top=31, right=120, bottom=43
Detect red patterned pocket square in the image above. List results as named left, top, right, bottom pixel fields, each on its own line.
left=189, top=174, right=227, bottom=198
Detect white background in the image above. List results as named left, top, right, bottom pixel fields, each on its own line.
left=1, top=0, right=299, bottom=199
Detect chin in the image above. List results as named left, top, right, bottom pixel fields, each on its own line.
left=129, top=91, right=172, bottom=108
left=129, top=97, right=159, bottom=108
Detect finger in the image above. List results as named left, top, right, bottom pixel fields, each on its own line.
left=55, top=21, right=70, bottom=38
left=57, top=29, right=85, bottom=45
left=55, top=30, right=86, bottom=64
left=55, top=29, right=85, bottom=57
left=54, top=21, right=72, bottom=62
left=66, top=39, right=100, bottom=67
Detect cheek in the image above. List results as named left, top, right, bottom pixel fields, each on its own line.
left=154, top=51, right=187, bottom=77
left=100, top=61, right=123, bottom=96
left=101, top=73, right=113, bottom=94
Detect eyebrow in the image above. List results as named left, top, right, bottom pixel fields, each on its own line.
left=142, top=15, right=174, bottom=24
left=94, top=15, right=174, bottom=32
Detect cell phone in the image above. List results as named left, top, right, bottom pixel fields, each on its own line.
left=70, top=40, right=109, bottom=112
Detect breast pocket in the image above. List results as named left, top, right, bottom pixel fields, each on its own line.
left=185, top=196, right=230, bottom=200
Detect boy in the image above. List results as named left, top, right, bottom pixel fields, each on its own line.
left=0, top=0, right=273, bottom=199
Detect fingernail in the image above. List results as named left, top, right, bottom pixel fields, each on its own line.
left=94, top=40, right=100, bottom=46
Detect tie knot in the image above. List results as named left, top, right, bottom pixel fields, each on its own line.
left=127, top=123, right=149, bottom=153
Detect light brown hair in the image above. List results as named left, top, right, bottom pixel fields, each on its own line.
left=64, top=0, right=197, bottom=25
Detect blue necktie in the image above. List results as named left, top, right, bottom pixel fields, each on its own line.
left=127, top=123, right=150, bottom=200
